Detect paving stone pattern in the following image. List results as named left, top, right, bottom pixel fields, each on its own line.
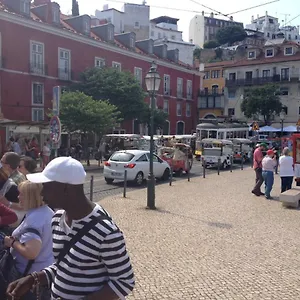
left=98, top=168, right=300, bottom=299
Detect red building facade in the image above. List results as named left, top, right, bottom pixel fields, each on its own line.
left=0, top=0, right=201, bottom=136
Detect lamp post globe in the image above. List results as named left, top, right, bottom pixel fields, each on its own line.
left=145, top=62, right=161, bottom=210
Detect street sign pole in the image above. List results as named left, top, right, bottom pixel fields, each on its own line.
left=50, top=86, right=61, bottom=158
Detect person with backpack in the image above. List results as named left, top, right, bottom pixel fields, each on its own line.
left=7, top=157, right=135, bottom=300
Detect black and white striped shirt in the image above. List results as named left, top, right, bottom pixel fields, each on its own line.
left=43, top=204, right=135, bottom=300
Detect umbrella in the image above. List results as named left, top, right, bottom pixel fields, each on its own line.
left=259, top=126, right=279, bottom=132
left=283, top=125, right=297, bottom=132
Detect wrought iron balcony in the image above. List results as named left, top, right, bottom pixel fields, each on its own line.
left=164, top=89, right=172, bottom=97
left=58, top=68, right=73, bottom=81
left=29, top=63, right=48, bottom=76
left=198, top=89, right=224, bottom=96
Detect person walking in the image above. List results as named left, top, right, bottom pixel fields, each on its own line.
left=279, top=147, right=294, bottom=193
left=262, top=149, right=277, bottom=199
left=7, top=156, right=135, bottom=300
left=252, top=143, right=267, bottom=196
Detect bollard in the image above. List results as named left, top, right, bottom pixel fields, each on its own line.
left=89, top=175, right=94, bottom=202
left=217, top=158, right=221, bottom=175
left=123, top=170, right=127, bottom=198
left=230, top=156, right=233, bottom=173
left=241, top=152, right=244, bottom=170
left=202, top=158, right=206, bottom=178
left=169, top=166, right=173, bottom=186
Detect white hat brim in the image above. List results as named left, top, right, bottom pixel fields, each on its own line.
left=27, top=172, right=53, bottom=184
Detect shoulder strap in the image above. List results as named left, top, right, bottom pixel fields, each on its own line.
left=21, top=228, right=42, bottom=276
left=56, top=214, right=110, bottom=265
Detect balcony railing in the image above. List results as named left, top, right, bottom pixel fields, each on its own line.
left=58, top=68, right=73, bottom=81
left=164, top=89, right=172, bottom=96
left=198, top=89, right=224, bottom=96
left=29, top=63, right=48, bottom=76
left=225, top=75, right=299, bottom=87
left=187, top=93, right=193, bottom=100
left=0, top=57, right=5, bottom=68
left=177, top=90, right=183, bottom=99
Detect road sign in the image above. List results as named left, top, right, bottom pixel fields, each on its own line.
left=297, top=119, right=300, bottom=126
left=49, top=115, right=61, bottom=143
left=252, top=122, right=259, bottom=131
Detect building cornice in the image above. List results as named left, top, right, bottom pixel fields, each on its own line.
left=0, top=11, right=200, bottom=75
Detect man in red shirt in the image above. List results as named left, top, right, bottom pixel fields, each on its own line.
left=252, top=143, right=267, bottom=196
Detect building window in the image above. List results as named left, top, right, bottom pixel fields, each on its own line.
left=176, top=121, right=185, bottom=135
left=163, top=100, right=169, bottom=114
left=171, top=35, right=176, bottom=40
left=245, top=71, right=253, bottom=81
left=134, top=21, right=140, bottom=28
left=20, top=0, right=30, bottom=14
left=83, top=20, right=90, bottom=34
left=186, top=103, right=191, bottom=117
left=262, top=70, right=270, bottom=78
left=130, top=36, right=135, bottom=48
left=108, top=27, right=114, bottom=40
left=134, top=67, right=142, bottom=85
left=52, top=8, right=60, bottom=23
left=229, top=73, right=236, bottom=80
left=177, top=78, right=183, bottom=98
left=281, top=68, right=289, bottom=81
left=212, top=85, right=219, bottom=94
left=32, top=108, right=44, bottom=122
left=95, top=57, right=105, bottom=68
left=30, top=41, right=44, bottom=75
left=265, top=48, right=274, bottom=57
left=187, top=80, right=192, bottom=99
left=285, top=47, right=293, bottom=55
left=112, top=62, right=121, bottom=71
left=248, top=51, right=256, bottom=59
left=228, top=89, right=236, bottom=98
left=211, top=70, right=220, bottom=78
left=282, top=106, right=288, bottom=115
left=204, top=71, right=210, bottom=79
left=32, top=83, right=44, bottom=105
left=228, top=108, right=235, bottom=116
left=58, top=48, right=71, bottom=80
left=280, top=87, right=289, bottom=95
left=176, top=102, right=182, bottom=116
left=164, top=75, right=170, bottom=95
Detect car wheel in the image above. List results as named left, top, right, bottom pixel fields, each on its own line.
left=135, top=172, right=144, bottom=186
left=105, top=178, right=114, bottom=184
left=222, top=161, right=228, bottom=169
left=161, top=168, right=170, bottom=181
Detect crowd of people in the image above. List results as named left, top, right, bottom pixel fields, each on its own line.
left=0, top=152, right=135, bottom=299
left=252, top=143, right=294, bottom=199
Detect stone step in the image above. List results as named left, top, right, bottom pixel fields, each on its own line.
left=280, top=188, right=300, bottom=208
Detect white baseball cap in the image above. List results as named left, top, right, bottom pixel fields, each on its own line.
left=27, top=156, right=86, bottom=185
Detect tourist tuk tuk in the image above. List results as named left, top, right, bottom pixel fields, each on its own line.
left=158, top=143, right=193, bottom=176
left=230, top=138, right=253, bottom=163
left=201, top=138, right=233, bottom=169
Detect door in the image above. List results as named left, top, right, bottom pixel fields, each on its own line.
left=146, top=153, right=165, bottom=177
left=135, top=154, right=149, bottom=176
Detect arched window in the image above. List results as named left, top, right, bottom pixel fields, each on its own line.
left=163, top=120, right=170, bottom=135
left=176, top=121, right=185, bottom=135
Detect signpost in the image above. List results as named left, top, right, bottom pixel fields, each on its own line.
left=252, top=122, right=259, bottom=141
left=50, top=86, right=61, bottom=157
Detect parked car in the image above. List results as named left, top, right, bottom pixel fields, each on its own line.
left=103, top=150, right=171, bottom=185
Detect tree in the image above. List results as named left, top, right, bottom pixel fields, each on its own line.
left=140, top=109, right=169, bottom=134
left=216, top=25, right=247, bottom=46
left=193, top=48, right=201, bottom=60
left=72, top=68, right=147, bottom=121
left=240, top=84, right=283, bottom=123
left=59, top=91, right=121, bottom=135
left=203, top=40, right=220, bottom=49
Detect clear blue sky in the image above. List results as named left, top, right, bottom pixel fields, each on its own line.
left=55, top=0, right=300, bottom=41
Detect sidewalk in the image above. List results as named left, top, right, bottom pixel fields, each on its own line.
left=99, top=168, right=300, bottom=300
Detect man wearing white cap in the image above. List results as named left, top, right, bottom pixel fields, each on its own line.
left=7, top=157, right=135, bottom=300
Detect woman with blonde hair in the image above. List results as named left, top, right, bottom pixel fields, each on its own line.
left=1, top=181, right=53, bottom=299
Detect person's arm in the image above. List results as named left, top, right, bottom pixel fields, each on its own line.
left=0, top=203, right=18, bottom=225
left=85, top=229, right=135, bottom=300
left=0, top=196, right=22, bottom=211
left=4, top=236, right=42, bottom=260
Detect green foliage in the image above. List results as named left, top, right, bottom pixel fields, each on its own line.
left=240, top=84, right=283, bottom=123
left=216, top=25, right=247, bottom=46
left=139, top=108, right=168, bottom=133
left=59, top=91, right=121, bottom=135
left=193, top=48, right=201, bottom=60
left=215, top=48, right=223, bottom=59
left=203, top=40, right=220, bottom=49
left=73, top=68, right=147, bottom=121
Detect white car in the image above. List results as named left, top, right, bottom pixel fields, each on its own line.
left=103, top=150, right=170, bottom=185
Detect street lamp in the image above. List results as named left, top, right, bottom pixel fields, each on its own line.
left=280, top=109, right=285, bottom=152
left=145, top=62, right=161, bottom=209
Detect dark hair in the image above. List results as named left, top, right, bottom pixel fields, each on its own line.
left=4, top=152, right=20, bottom=170
left=20, top=156, right=37, bottom=173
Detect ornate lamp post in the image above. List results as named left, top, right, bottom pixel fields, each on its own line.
left=280, top=109, right=285, bottom=152
left=144, top=62, right=161, bottom=209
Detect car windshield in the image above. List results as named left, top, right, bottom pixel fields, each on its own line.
left=110, top=152, right=134, bottom=162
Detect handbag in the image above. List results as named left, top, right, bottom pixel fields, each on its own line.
left=0, top=228, right=41, bottom=299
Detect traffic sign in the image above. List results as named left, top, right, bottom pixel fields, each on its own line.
left=252, top=122, right=259, bottom=131
left=297, top=119, right=300, bottom=126
left=49, top=115, right=61, bottom=143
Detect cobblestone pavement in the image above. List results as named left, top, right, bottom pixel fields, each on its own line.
left=98, top=168, right=300, bottom=300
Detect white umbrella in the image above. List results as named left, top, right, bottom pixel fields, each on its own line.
left=283, top=125, right=297, bottom=132
left=259, top=126, right=279, bottom=132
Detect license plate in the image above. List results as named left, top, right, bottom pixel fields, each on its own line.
left=111, top=172, right=122, bottom=176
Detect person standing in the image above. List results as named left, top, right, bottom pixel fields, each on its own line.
left=262, top=149, right=277, bottom=199
left=7, top=157, right=135, bottom=300
left=252, top=143, right=267, bottom=196
left=1, top=152, right=26, bottom=185
left=279, top=147, right=294, bottom=193
left=41, top=141, right=51, bottom=169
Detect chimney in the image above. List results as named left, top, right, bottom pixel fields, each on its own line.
left=202, top=11, right=204, bottom=16
left=251, top=15, right=254, bottom=22
left=72, top=0, right=79, bottom=16
left=265, top=11, right=268, bottom=16
left=103, top=4, right=108, bottom=10
left=210, top=12, right=214, bottom=18
left=230, top=16, right=233, bottom=21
